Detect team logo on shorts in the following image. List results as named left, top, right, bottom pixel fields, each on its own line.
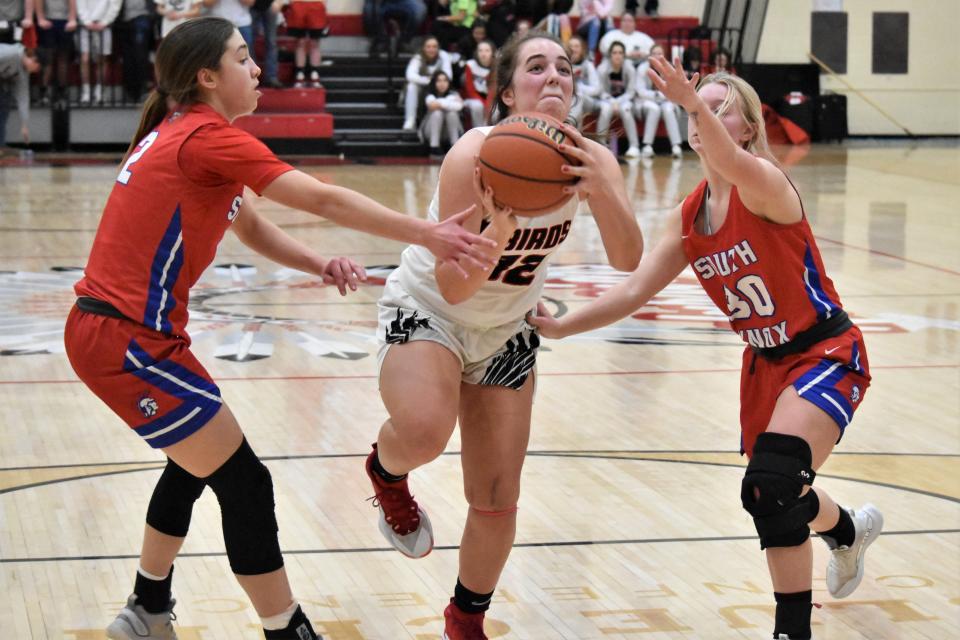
left=138, top=396, right=159, bottom=418
left=850, top=385, right=861, bottom=404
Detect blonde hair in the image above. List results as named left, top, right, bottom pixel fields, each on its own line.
left=698, top=72, right=777, bottom=165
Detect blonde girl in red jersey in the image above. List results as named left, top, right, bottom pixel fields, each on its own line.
left=530, top=57, right=883, bottom=640
left=64, top=17, right=493, bottom=640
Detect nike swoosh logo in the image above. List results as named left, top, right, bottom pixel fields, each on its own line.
left=825, top=346, right=840, bottom=354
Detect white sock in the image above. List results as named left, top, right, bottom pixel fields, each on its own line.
left=261, top=600, right=299, bottom=631
left=137, top=565, right=169, bottom=581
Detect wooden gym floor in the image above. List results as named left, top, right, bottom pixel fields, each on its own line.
left=0, top=142, right=958, bottom=639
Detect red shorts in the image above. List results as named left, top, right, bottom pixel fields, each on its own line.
left=740, top=326, right=870, bottom=457
left=285, top=1, right=329, bottom=33
left=65, top=305, right=223, bottom=449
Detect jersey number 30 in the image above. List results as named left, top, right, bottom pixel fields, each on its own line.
left=117, top=131, right=159, bottom=185
left=724, top=274, right=775, bottom=320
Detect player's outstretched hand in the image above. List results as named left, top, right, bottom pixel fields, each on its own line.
left=322, top=256, right=368, bottom=296
left=526, top=301, right=567, bottom=339
left=648, top=56, right=700, bottom=112
left=429, top=205, right=498, bottom=278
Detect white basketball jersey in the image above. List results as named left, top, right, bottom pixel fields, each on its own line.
left=392, top=127, right=580, bottom=328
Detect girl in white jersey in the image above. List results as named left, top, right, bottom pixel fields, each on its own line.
left=364, top=31, right=644, bottom=640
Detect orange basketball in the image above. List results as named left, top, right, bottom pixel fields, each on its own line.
left=478, top=112, right=580, bottom=217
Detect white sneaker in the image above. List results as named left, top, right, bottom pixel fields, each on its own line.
left=293, top=72, right=305, bottom=89
left=624, top=146, right=641, bottom=158
left=402, top=118, right=416, bottom=131
left=640, top=144, right=655, bottom=158
left=80, top=85, right=91, bottom=105
left=93, top=84, right=102, bottom=104
left=106, top=594, right=178, bottom=639
left=671, top=144, right=683, bottom=158
left=825, top=503, right=883, bottom=599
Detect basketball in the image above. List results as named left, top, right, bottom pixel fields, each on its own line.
left=478, top=112, right=580, bottom=216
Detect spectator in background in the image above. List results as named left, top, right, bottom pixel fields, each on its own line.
left=532, top=0, right=572, bottom=44
left=250, top=0, right=282, bottom=88
left=285, top=0, right=330, bottom=88
left=478, top=0, right=513, bottom=47
left=681, top=44, right=701, bottom=77
left=432, top=0, right=479, bottom=53
left=0, top=42, right=39, bottom=154
left=403, top=35, right=451, bottom=130
left=455, top=17, right=485, bottom=64
left=76, top=0, right=122, bottom=104
left=566, top=34, right=599, bottom=126
left=633, top=42, right=682, bottom=158
left=461, top=38, right=492, bottom=127
left=596, top=40, right=639, bottom=158
left=598, top=11, right=652, bottom=66
left=420, top=69, right=462, bottom=158
left=364, top=0, right=426, bottom=56
left=710, top=46, right=734, bottom=74
left=576, top=0, right=612, bottom=57
left=119, top=0, right=155, bottom=101
left=156, top=0, right=201, bottom=38
left=513, top=15, right=529, bottom=38
left=204, top=0, right=253, bottom=50
left=1, top=0, right=35, bottom=43
left=625, top=0, right=656, bottom=17
left=35, top=0, right=77, bottom=104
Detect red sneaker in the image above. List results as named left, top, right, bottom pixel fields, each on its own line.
left=365, top=443, right=434, bottom=558
left=443, top=600, right=488, bottom=640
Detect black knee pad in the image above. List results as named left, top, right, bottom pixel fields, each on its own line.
left=146, top=458, right=206, bottom=537
left=741, top=433, right=819, bottom=549
left=205, top=438, right=283, bottom=575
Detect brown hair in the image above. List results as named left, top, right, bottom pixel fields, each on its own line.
left=126, top=17, right=237, bottom=159
left=698, top=71, right=776, bottom=164
left=490, top=30, right=572, bottom=123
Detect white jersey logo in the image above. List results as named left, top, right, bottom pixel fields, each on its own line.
left=226, top=195, right=242, bottom=221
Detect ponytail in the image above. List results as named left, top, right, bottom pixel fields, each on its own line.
left=125, top=90, right=169, bottom=163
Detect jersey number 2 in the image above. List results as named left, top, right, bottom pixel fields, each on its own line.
left=117, top=131, right=159, bottom=185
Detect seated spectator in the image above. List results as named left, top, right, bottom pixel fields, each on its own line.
left=461, top=38, right=492, bottom=127
left=598, top=11, right=653, bottom=66
left=529, top=0, right=572, bottom=44
left=710, top=47, right=734, bottom=74
left=285, top=0, right=330, bottom=88
left=681, top=44, right=702, bottom=78
left=0, top=42, right=40, bottom=153
left=596, top=40, right=639, bottom=157
left=633, top=43, right=682, bottom=158
left=156, top=0, right=202, bottom=38
left=478, top=0, right=514, bottom=47
left=76, top=0, right=123, bottom=105
left=566, top=34, right=599, bottom=126
left=455, top=17, right=486, bottom=64
left=432, top=0, right=479, bottom=52
left=364, top=0, right=426, bottom=55
left=513, top=16, right=530, bottom=38
left=403, top=35, right=452, bottom=130
left=420, top=69, right=463, bottom=158
left=576, top=0, right=612, bottom=58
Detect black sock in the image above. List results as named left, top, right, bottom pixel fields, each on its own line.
left=453, top=578, right=494, bottom=614
left=134, top=565, right=173, bottom=614
left=773, top=590, right=812, bottom=640
left=263, top=605, right=318, bottom=640
left=371, top=450, right=407, bottom=483
left=817, top=506, right=855, bottom=548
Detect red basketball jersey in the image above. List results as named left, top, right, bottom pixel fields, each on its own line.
left=75, top=103, right=293, bottom=341
left=680, top=179, right=844, bottom=348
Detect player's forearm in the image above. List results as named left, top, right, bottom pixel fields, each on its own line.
left=234, top=209, right=325, bottom=276
left=589, top=190, right=643, bottom=271
left=436, top=219, right=513, bottom=304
